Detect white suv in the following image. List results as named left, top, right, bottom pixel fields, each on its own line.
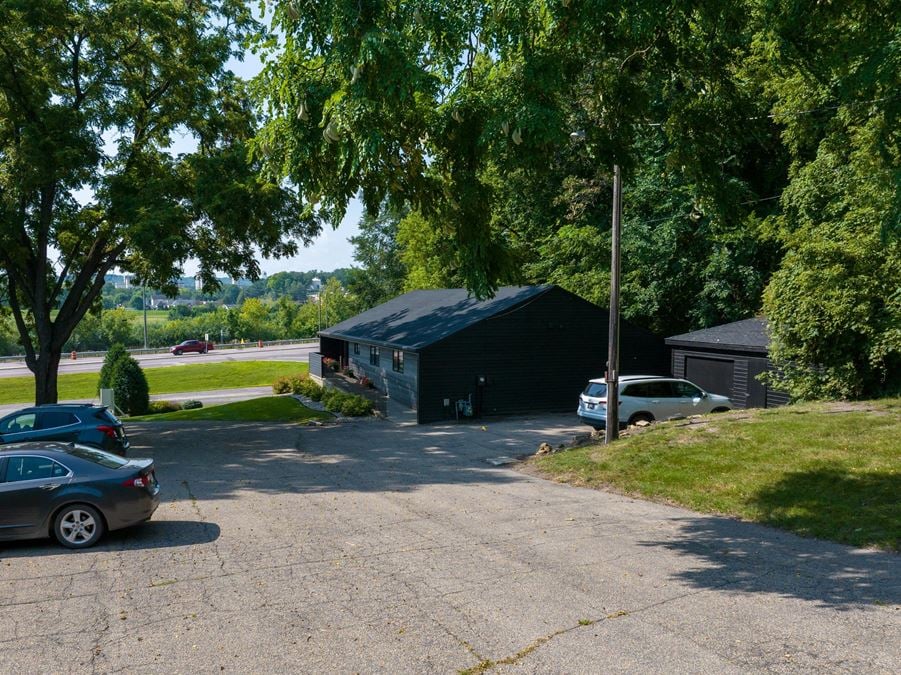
left=578, top=375, right=733, bottom=429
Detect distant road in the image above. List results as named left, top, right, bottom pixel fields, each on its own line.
left=0, top=385, right=274, bottom=419
left=0, top=342, right=319, bottom=379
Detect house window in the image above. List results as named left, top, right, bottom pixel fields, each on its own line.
left=353, top=343, right=360, bottom=355
left=369, top=345, right=380, bottom=366
left=392, top=350, right=404, bottom=373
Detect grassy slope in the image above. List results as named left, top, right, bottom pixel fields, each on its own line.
left=533, top=400, right=901, bottom=551
left=130, top=396, right=331, bottom=422
left=0, top=361, right=307, bottom=405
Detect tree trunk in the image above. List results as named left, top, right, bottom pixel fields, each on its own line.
left=32, top=347, right=62, bottom=405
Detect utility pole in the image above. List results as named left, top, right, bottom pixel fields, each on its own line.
left=317, top=293, right=321, bottom=333
left=606, top=164, right=622, bottom=444
left=142, top=285, right=148, bottom=349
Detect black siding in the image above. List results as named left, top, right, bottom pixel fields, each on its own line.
left=416, top=286, right=667, bottom=423
left=671, top=347, right=788, bottom=409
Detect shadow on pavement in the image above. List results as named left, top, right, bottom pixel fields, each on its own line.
left=639, top=516, right=901, bottom=609
left=126, top=416, right=580, bottom=501
left=0, top=520, right=221, bottom=559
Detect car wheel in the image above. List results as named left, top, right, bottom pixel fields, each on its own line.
left=174, top=349, right=182, bottom=356
left=53, top=504, right=105, bottom=549
left=628, top=412, right=655, bottom=426
left=711, top=407, right=730, bottom=413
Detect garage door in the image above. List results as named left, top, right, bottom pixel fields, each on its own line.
left=684, top=356, right=734, bottom=398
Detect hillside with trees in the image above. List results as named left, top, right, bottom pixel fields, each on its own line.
left=259, top=0, right=899, bottom=400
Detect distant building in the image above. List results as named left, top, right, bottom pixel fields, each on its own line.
left=309, top=277, right=322, bottom=292
left=194, top=276, right=203, bottom=292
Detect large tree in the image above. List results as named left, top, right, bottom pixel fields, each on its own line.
left=0, top=1, right=318, bottom=403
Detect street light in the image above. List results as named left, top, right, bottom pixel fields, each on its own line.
left=570, top=130, right=622, bottom=444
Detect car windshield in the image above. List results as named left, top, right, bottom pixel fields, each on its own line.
left=583, top=382, right=607, bottom=398
left=65, top=444, right=129, bottom=469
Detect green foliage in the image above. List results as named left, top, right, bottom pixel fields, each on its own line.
left=146, top=401, right=182, bottom=416
left=294, top=377, right=324, bottom=401
left=0, top=0, right=314, bottom=402
left=66, top=309, right=137, bottom=353
left=98, top=343, right=130, bottom=393
left=320, top=388, right=373, bottom=417
left=763, top=121, right=901, bottom=399
left=347, top=202, right=408, bottom=307
left=273, top=376, right=293, bottom=394
left=112, top=357, right=150, bottom=416
left=755, top=2, right=901, bottom=399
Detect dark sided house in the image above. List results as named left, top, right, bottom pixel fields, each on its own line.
left=313, top=285, right=668, bottom=423
left=666, top=318, right=789, bottom=409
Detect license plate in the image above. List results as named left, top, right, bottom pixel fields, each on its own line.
left=586, top=403, right=595, bottom=409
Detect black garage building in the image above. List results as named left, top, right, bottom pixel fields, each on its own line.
left=315, top=285, right=668, bottom=423
left=666, top=318, right=789, bottom=409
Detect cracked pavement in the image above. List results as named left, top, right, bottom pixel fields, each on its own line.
left=1, top=415, right=898, bottom=673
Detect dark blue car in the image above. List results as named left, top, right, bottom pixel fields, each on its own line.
left=0, top=443, right=159, bottom=549
left=0, top=404, right=130, bottom=456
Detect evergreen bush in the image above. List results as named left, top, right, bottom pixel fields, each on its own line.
left=111, top=356, right=150, bottom=415
left=98, top=343, right=130, bottom=393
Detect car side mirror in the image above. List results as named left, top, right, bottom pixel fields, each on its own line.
left=702, top=392, right=708, bottom=398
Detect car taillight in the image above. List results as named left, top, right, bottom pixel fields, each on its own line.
left=97, top=424, right=118, bottom=439
left=123, top=475, right=147, bottom=488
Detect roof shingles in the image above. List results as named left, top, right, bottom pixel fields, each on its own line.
left=665, top=318, right=770, bottom=352
left=320, top=285, right=553, bottom=351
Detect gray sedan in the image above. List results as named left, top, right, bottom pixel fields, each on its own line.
left=0, top=442, right=160, bottom=549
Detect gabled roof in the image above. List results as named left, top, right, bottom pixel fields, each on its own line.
left=665, top=318, right=770, bottom=353
left=320, top=285, right=555, bottom=351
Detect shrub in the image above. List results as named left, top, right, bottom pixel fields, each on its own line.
left=98, top=343, right=130, bottom=393
left=321, top=389, right=373, bottom=416
left=146, top=401, right=181, bottom=415
left=181, top=400, right=203, bottom=410
left=297, top=378, right=323, bottom=401
left=339, top=396, right=374, bottom=416
left=112, top=356, right=149, bottom=416
left=288, top=374, right=308, bottom=394
left=273, top=376, right=292, bottom=394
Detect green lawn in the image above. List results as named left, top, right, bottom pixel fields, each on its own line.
left=0, top=361, right=307, bottom=405
left=533, top=400, right=901, bottom=551
left=130, top=396, right=331, bottom=423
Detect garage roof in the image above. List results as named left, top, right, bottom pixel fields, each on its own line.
left=665, top=318, right=770, bottom=353
left=320, top=285, right=554, bottom=351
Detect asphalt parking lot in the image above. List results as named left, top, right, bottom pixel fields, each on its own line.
left=1, top=415, right=899, bottom=673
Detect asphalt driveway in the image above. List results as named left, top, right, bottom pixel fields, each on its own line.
left=1, top=415, right=898, bottom=673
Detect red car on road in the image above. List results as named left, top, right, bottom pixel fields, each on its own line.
left=169, top=340, right=214, bottom=355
